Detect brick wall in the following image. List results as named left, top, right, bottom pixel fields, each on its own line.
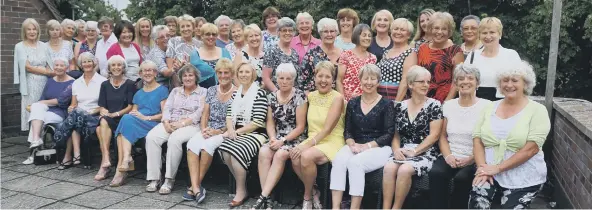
left=1, top=0, right=57, bottom=134
left=550, top=99, right=592, bottom=209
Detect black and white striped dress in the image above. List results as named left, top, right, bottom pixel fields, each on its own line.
left=218, top=88, right=269, bottom=170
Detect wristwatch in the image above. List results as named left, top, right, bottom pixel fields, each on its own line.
left=280, top=137, right=287, bottom=144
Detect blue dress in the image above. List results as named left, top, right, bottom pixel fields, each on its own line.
left=114, top=85, right=169, bottom=144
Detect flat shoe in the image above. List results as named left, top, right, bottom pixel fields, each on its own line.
left=229, top=197, right=248, bottom=208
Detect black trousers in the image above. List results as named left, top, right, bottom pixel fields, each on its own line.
left=428, top=157, right=476, bottom=209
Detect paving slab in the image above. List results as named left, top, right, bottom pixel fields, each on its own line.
left=40, top=201, right=89, bottom=209
left=1, top=188, right=20, bottom=199
left=1, top=142, right=15, bottom=148
left=35, top=166, right=94, bottom=181
left=2, top=175, right=59, bottom=192
left=5, top=162, right=57, bottom=174
left=107, top=195, right=177, bottom=209
left=138, top=186, right=187, bottom=204
left=102, top=177, right=149, bottom=196
left=64, top=189, right=133, bottom=209
left=1, top=169, right=28, bottom=182
left=1, top=144, right=30, bottom=157
left=31, top=181, right=94, bottom=200
left=1, top=137, right=29, bottom=145
left=0, top=153, right=30, bottom=168
left=1, top=193, right=56, bottom=209
left=170, top=203, right=203, bottom=209
left=66, top=170, right=111, bottom=187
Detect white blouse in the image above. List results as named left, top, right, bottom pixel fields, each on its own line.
left=443, top=98, right=491, bottom=158
left=72, top=73, right=107, bottom=112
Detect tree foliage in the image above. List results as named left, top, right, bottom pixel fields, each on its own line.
left=56, top=0, right=122, bottom=22
left=121, top=0, right=592, bottom=100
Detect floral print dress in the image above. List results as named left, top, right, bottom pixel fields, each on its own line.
left=338, top=50, right=376, bottom=101
left=390, top=98, right=443, bottom=176
left=263, top=44, right=299, bottom=88
left=299, top=46, right=339, bottom=92
left=265, top=88, right=307, bottom=150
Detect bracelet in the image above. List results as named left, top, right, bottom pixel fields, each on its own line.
left=147, top=117, right=152, bottom=121
left=367, top=143, right=372, bottom=149
left=312, top=137, right=317, bottom=145
left=445, top=154, right=454, bottom=160
left=116, top=112, right=120, bottom=117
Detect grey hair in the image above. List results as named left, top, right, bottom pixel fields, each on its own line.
left=358, top=64, right=381, bottom=81
left=317, top=18, right=339, bottom=34
left=151, top=25, right=169, bottom=40
left=497, top=60, right=537, bottom=96
left=214, top=15, right=232, bottom=26
left=460, top=15, right=481, bottom=33
left=177, top=14, right=194, bottom=25
left=84, top=21, right=99, bottom=33
left=178, top=64, right=201, bottom=85
left=296, top=12, right=314, bottom=26
left=277, top=17, right=296, bottom=35
left=230, top=19, right=246, bottom=33
left=77, top=52, right=96, bottom=67
left=46, top=19, right=61, bottom=35
left=276, top=63, right=298, bottom=82
left=61, top=19, right=76, bottom=28
left=107, top=55, right=128, bottom=75
left=139, top=60, right=158, bottom=73
left=406, top=65, right=431, bottom=86
left=453, top=63, right=481, bottom=85
left=53, top=57, right=70, bottom=69
left=352, top=24, right=371, bottom=45
left=74, top=19, right=86, bottom=36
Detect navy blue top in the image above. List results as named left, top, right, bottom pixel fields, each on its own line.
left=39, top=78, right=74, bottom=119
left=98, top=79, right=136, bottom=113
left=367, top=38, right=394, bottom=62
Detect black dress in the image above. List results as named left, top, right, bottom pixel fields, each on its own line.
left=343, top=96, right=396, bottom=146
left=98, top=79, right=136, bottom=130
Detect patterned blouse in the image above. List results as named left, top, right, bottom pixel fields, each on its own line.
left=263, top=43, right=299, bottom=88
left=395, top=98, right=443, bottom=156
left=413, top=38, right=428, bottom=50
left=299, top=46, right=339, bottom=92
left=338, top=50, right=377, bottom=101
left=79, top=40, right=97, bottom=55
left=262, top=30, right=279, bottom=51
left=205, top=85, right=234, bottom=130
left=268, top=88, right=307, bottom=142
left=376, top=48, right=414, bottom=100
left=166, top=36, right=202, bottom=62
left=162, top=86, right=207, bottom=125
left=344, top=97, right=396, bottom=147
left=417, top=44, right=462, bottom=102
left=47, top=41, right=74, bottom=62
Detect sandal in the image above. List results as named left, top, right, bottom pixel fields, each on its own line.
left=94, top=167, right=111, bottom=181
left=57, top=159, right=73, bottom=170
left=146, top=180, right=160, bottom=192
left=229, top=197, right=249, bottom=208
left=118, top=159, right=135, bottom=172
left=72, top=155, right=81, bottom=165
left=302, top=199, right=313, bottom=210
left=251, top=195, right=270, bottom=209
left=182, top=188, right=196, bottom=201
left=158, top=179, right=174, bottom=195
left=109, top=172, right=127, bottom=187
left=312, top=188, right=322, bottom=209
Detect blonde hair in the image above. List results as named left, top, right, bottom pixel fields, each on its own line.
left=336, top=8, right=360, bottom=27
left=314, top=61, right=336, bottom=78
left=243, top=24, right=262, bottom=40
left=479, top=17, right=504, bottom=37
left=134, top=18, right=154, bottom=49
left=177, top=14, right=195, bottom=26
left=427, top=12, right=456, bottom=38
left=413, top=8, right=436, bottom=41
left=21, top=18, right=40, bottom=42
left=236, top=62, right=258, bottom=83
left=391, top=18, right=414, bottom=37
left=46, top=19, right=62, bottom=37
left=371, top=10, right=394, bottom=31
left=200, top=23, right=218, bottom=35
left=215, top=58, right=234, bottom=74
left=406, top=65, right=431, bottom=85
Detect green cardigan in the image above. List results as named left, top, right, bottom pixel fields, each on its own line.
left=473, top=99, right=551, bottom=164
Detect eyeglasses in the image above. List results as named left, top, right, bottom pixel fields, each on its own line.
left=204, top=32, right=218, bottom=37
left=413, top=80, right=431, bottom=85
left=280, top=29, right=294, bottom=33
left=321, top=30, right=337, bottom=34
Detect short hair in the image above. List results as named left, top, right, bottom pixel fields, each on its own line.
left=262, top=7, right=281, bottom=24
left=178, top=64, right=201, bottom=85
left=74, top=19, right=86, bottom=36
left=53, top=57, right=70, bottom=70
left=200, top=23, right=218, bottom=35
left=317, top=18, right=339, bottom=34
left=230, top=19, right=246, bottom=33
left=406, top=65, right=431, bottom=85
left=235, top=62, right=258, bottom=83
left=391, top=18, right=414, bottom=37
left=114, top=20, right=135, bottom=41
left=479, top=17, right=504, bottom=37
left=84, top=21, right=99, bottom=34
left=139, top=60, right=157, bottom=73
left=20, top=18, right=40, bottom=42
left=427, top=12, right=456, bottom=38
left=46, top=19, right=61, bottom=36
left=98, top=16, right=114, bottom=28
left=61, top=18, right=76, bottom=33
left=107, top=55, right=128, bottom=75
left=370, top=10, right=394, bottom=31
left=413, top=8, right=436, bottom=41
left=164, top=16, right=178, bottom=25
left=77, top=52, right=97, bottom=68
left=276, top=63, right=298, bottom=82
left=352, top=24, right=371, bottom=45
left=214, top=15, right=232, bottom=26
left=336, top=8, right=360, bottom=27
left=177, top=14, right=194, bottom=26
left=277, top=17, right=296, bottom=34
left=460, top=15, right=481, bottom=33
left=453, top=63, right=481, bottom=85
left=194, top=17, right=207, bottom=26
left=497, top=60, right=536, bottom=96
left=243, top=24, right=262, bottom=40
left=215, top=58, right=234, bottom=74
left=151, top=25, right=169, bottom=40
left=358, top=64, right=381, bottom=81
left=296, top=12, right=314, bottom=27
left=314, top=61, right=336, bottom=78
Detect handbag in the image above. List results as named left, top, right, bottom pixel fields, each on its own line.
left=33, top=148, right=57, bottom=165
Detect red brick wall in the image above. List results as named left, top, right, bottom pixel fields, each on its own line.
left=1, top=0, right=57, bottom=133
left=551, top=112, right=592, bottom=208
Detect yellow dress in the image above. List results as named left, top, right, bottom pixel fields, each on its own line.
left=300, top=90, right=345, bottom=161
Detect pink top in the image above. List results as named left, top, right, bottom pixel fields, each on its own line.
left=162, top=86, right=207, bottom=125
left=106, top=42, right=144, bottom=64
left=290, top=35, right=321, bottom=64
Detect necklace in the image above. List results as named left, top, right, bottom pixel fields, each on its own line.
left=277, top=88, right=294, bottom=104
left=361, top=94, right=379, bottom=105
left=111, top=78, right=124, bottom=89
left=218, top=84, right=234, bottom=95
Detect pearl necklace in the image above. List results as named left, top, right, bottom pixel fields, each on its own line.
left=218, top=84, right=234, bottom=95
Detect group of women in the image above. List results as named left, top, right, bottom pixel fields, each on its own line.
left=13, top=6, right=550, bottom=210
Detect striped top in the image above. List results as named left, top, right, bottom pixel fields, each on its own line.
left=226, top=88, right=269, bottom=134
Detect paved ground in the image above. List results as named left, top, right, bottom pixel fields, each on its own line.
left=1, top=136, right=551, bottom=209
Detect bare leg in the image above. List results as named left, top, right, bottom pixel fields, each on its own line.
left=331, top=190, right=344, bottom=209
left=62, top=137, right=73, bottom=163
left=301, top=148, right=329, bottom=200
left=30, top=120, right=44, bottom=142
left=260, top=149, right=289, bottom=197
left=110, top=135, right=125, bottom=184
left=392, top=164, right=415, bottom=209
left=71, top=131, right=81, bottom=159
left=97, top=119, right=112, bottom=167
left=229, top=156, right=248, bottom=202
left=382, top=161, right=401, bottom=209
left=187, top=149, right=200, bottom=194
left=198, top=150, right=213, bottom=186
left=222, top=151, right=236, bottom=177
left=257, top=146, right=275, bottom=190
left=350, top=196, right=363, bottom=210
left=291, top=155, right=304, bottom=181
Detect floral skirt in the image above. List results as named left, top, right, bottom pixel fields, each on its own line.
left=53, top=109, right=99, bottom=148
left=390, top=143, right=439, bottom=176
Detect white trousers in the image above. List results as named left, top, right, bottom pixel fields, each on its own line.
left=145, top=123, right=199, bottom=180
left=27, top=102, right=63, bottom=143
left=329, top=145, right=392, bottom=196
left=186, top=131, right=224, bottom=156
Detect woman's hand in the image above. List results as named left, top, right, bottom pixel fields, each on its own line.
left=130, top=111, right=145, bottom=119
left=445, top=154, right=458, bottom=168
left=223, top=129, right=237, bottom=140
left=456, top=156, right=474, bottom=168
left=402, top=148, right=417, bottom=158
left=68, top=106, right=76, bottom=113
left=477, top=164, right=501, bottom=176
left=472, top=174, right=494, bottom=187
left=290, top=145, right=305, bottom=160
left=393, top=148, right=406, bottom=161
left=99, top=109, right=109, bottom=117
left=269, top=138, right=284, bottom=151
left=202, top=127, right=212, bottom=139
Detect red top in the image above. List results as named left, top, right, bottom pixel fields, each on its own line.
left=106, top=42, right=143, bottom=64
left=417, top=43, right=462, bottom=102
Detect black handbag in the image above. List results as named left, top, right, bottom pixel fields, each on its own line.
left=33, top=148, right=57, bottom=165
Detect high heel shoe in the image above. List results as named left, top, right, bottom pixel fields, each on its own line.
left=109, top=172, right=127, bottom=187
left=117, top=159, right=134, bottom=172
left=251, top=195, right=270, bottom=209
left=57, top=159, right=73, bottom=170
left=94, top=167, right=111, bottom=181
left=72, top=155, right=81, bottom=165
